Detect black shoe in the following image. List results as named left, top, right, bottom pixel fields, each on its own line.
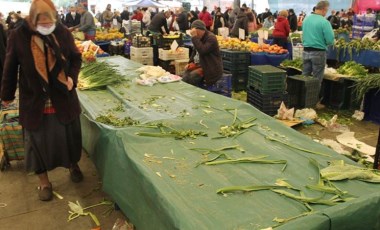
left=70, top=166, right=83, bottom=183
left=38, top=183, right=53, bottom=201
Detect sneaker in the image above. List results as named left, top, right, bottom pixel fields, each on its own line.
left=70, top=165, right=83, bottom=183
left=38, top=183, right=53, bottom=201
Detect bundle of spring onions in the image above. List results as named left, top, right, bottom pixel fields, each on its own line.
left=352, top=74, right=380, bottom=100
left=78, top=61, right=125, bottom=90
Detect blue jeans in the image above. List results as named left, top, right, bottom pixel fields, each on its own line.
left=302, top=50, right=326, bottom=84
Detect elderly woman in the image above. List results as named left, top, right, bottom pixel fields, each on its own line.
left=272, top=10, right=290, bottom=48
left=1, top=0, right=83, bottom=201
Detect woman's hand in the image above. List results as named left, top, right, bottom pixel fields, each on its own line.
left=67, top=77, right=74, bottom=91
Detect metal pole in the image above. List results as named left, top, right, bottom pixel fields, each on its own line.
left=373, top=127, right=380, bottom=169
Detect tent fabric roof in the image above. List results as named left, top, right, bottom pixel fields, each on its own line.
left=124, top=0, right=166, bottom=8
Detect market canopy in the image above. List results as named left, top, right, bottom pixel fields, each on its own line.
left=159, top=0, right=182, bottom=8
left=124, top=0, right=166, bottom=8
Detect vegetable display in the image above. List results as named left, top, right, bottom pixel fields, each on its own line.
left=78, top=61, right=125, bottom=90
left=334, top=38, right=380, bottom=60
left=336, top=61, right=368, bottom=77
left=280, top=58, right=303, bottom=70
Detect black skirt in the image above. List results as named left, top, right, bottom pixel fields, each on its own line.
left=24, top=114, right=82, bottom=173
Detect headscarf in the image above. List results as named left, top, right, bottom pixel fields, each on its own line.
left=28, top=0, right=68, bottom=94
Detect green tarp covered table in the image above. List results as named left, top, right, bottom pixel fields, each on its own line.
left=78, top=56, right=380, bottom=230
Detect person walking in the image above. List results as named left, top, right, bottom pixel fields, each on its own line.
left=288, top=9, right=297, bottom=32
left=199, top=7, right=213, bottom=30
left=230, top=8, right=248, bottom=38
left=272, top=10, right=290, bottom=48
left=1, top=0, right=83, bottom=201
left=176, top=7, right=189, bottom=32
left=212, top=10, right=225, bottom=35
left=102, top=4, right=113, bottom=28
left=302, top=0, right=334, bottom=108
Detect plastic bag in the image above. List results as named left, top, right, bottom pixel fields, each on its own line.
left=352, top=110, right=364, bottom=121
left=275, top=102, right=294, bottom=120
left=294, top=108, right=317, bottom=120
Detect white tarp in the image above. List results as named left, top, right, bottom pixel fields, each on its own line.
left=124, top=0, right=167, bottom=8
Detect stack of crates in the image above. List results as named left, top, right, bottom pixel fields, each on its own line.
left=221, top=50, right=251, bottom=92
left=130, top=46, right=154, bottom=65
left=247, top=65, right=287, bottom=116
left=286, top=75, right=320, bottom=109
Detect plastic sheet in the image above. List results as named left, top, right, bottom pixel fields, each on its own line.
left=79, top=56, right=380, bottom=230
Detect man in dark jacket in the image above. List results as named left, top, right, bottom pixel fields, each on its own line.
left=288, top=9, right=297, bottom=32
left=121, top=7, right=130, bottom=21
left=182, top=20, right=222, bottom=86
left=329, top=11, right=340, bottom=29
left=148, top=11, right=170, bottom=34
left=176, top=7, right=189, bottom=32
left=230, top=8, right=248, bottom=38
left=65, top=6, right=81, bottom=28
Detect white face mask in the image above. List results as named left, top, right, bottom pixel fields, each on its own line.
left=71, top=12, right=76, bottom=17
left=11, top=18, right=17, bottom=23
left=36, top=24, right=56, bottom=36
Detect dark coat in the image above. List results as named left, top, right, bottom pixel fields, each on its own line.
left=148, top=12, right=169, bottom=34
left=230, top=12, right=248, bottom=38
left=190, top=31, right=223, bottom=86
left=1, top=21, right=82, bottom=130
left=330, top=15, right=340, bottom=29
left=65, top=12, right=81, bottom=28
left=121, top=10, right=130, bottom=21
left=176, top=11, right=189, bottom=32
left=288, top=14, right=297, bottom=32
left=0, top=25, right=6, bottom=80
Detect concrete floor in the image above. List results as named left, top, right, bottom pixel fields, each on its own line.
left=0, top=152, right=128, bottom=230
left=0, top=114, right=378, bottom=230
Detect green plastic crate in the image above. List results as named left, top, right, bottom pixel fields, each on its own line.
left=248, top=65, right=286, bottom=94
left=220, top=50, right=251, bottom=63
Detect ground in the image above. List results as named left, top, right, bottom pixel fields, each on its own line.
left=0, top=109, right=378, bottom=230
left=0, top=152, right=129, bottom=230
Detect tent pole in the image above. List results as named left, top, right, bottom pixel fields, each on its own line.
left=373, top=127, right=380, bottom=169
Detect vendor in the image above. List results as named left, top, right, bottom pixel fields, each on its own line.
left=182, top=20, right=222, bottom=86
left=148, top=11, right=170, bottom=35
left=1, top=0, right=83, bottom=201
left=71, top=4, right=96, bottom=41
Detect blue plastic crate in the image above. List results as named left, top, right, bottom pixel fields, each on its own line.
left=206, top=73, right=232, bottom=97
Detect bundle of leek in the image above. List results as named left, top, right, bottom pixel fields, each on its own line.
left=78, top=61, right=125, bottom=90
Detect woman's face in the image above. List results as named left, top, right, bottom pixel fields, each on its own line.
left=36, top=14, right=54, bottom=28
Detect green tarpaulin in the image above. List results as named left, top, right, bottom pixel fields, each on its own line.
left=79, top=56, right=380, bottom=230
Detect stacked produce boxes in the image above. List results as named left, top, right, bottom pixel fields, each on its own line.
left=130, top=46, right=154, bottom=65
left=247, top=65, right=287, bottom=116
left=221, top=50, right=251, bottom=92
left=286, top=75, right=320, bottom=109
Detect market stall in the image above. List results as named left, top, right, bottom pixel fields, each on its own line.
left=78, top=56, right=380, bottom=230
